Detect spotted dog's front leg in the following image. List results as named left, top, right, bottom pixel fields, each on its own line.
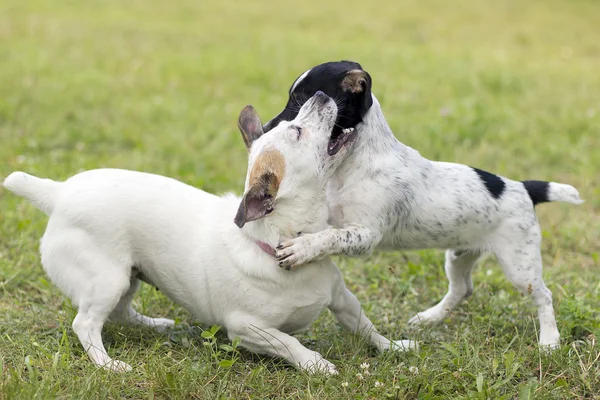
left=276, top=225, right=380, bottom=270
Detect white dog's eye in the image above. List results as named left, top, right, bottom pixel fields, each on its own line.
left=292, top=125, right=302, bottom=140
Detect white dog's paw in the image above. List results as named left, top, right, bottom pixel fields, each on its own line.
left=102, top=359, right=132, bottom=373
left=276, top=235, right=321, bottom=270
left=408, top=307, right=446, bottom=326
left=390, top=340, right=419, bottom=352
left=377, top=339, right=419, bottom=353
left=302, top=358, right=338, bottom=375
left=151, top=318, right=176, bottom=333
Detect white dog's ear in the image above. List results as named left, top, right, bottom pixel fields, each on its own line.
left=234, top=172, right=279, bottom=228
left=238, top=105, right=264, bottom=150
left=235, top=149, right=285, bottom=228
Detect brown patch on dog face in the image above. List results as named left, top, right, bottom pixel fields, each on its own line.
left=248, top=149, right=286, bottom=192
left=341, top=69, right=369, bottom=94
left=233, top=149, right=286, bottom=228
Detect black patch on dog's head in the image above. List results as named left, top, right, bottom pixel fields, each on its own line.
left=472, top=167, right=506, bottom=199
left=263, top=61, right=373, bottom=142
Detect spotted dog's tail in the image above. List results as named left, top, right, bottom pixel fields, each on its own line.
left=3, top=172, right=62, bottom=216
left=522, top=180, right=584, bottom=206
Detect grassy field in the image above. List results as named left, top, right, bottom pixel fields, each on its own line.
left=1, top=0, right=599, bottom=398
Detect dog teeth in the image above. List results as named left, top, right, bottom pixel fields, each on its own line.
left=342, top=127, right=355, bottom=134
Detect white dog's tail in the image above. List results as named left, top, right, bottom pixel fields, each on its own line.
left=3, top=172, right=62, bottom=215
left=522, top=180, right=584, bottom=206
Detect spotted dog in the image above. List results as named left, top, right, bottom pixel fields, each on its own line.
left=265, top=61, right=583, bottom=349
left=4, top=92, right=416, bottom=374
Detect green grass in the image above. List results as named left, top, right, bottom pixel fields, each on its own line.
left=1, top=0, right=599, bottom=398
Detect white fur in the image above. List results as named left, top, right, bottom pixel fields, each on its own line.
left=3, top=94, right=416, bottom=373
left=276, top=94, right=583, bottom=349
left=289, top=68, right=311, bottom=94
left=548, top=182, right=584, bottom=204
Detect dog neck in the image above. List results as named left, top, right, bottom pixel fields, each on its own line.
left=240, top=187, right=330, bottom=250
left=337, top=95, right=424, bottom=176
left=358, top=96, right=405, bottom=152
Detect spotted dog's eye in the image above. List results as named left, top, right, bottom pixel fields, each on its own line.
left=292, top=125, right=302, bottom=140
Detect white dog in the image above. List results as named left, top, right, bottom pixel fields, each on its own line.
left=264, top=61, right=583, bottom=349
left=4, top=92, right=416, bottom=373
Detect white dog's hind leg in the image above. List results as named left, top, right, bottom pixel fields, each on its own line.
left=71, top=271, right=133, bottom=372
left=226, top=317, right=338, bottom=375
left=329, top=286, right=418, bottom=352
left=494, top=229, right=560, bottom=349
left=409, top=249, right=481, bottom=325
left=110, top=278, right=174, bottom=333
left=41, top=228, right=135, bottom=372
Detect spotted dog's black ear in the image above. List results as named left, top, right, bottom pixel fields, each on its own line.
left=342, top=69, right=373, bottom=118
left=238, top=105, right=264, bottom=150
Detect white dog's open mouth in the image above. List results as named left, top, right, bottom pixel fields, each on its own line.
left=328, top=127, right=357, bottom=155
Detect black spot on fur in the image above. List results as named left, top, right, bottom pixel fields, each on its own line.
left=522, top=180, right=550, bottom=206
left=472, top=167, right=505, bottom=199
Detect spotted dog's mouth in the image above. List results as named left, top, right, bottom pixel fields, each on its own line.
left=328, top=126, right=357, bottom=156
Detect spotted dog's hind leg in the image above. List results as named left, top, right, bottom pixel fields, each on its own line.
left=494, top=224, right=560, bottom=349
left=409, top=249, right=482, bottom=325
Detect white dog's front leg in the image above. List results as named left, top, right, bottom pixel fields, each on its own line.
left=328, top=286, right=418, bottom=353
left=276, top=225, right=380, bottom=270
left=227, top=318, right=338, bottom=375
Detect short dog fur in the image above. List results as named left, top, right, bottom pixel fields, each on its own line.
left=4, top=92, right=416, bottom=373
left=265, top=61, right=583, bottom=349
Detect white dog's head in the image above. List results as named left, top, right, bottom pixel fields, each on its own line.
left=234, top=91, right=356, bottom=228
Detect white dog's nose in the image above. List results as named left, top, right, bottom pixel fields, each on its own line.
left=314, top=90, right=330, bottom=105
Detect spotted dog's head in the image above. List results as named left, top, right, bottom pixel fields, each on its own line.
left=234, top=91, right=356, bottom=228
left=263, top=61, right=373, bottom=156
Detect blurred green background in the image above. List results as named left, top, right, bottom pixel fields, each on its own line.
left=1, top=0, right=599, bottom=398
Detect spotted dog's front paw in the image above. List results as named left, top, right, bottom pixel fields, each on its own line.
left=276, top=235, right=321, bottom=270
